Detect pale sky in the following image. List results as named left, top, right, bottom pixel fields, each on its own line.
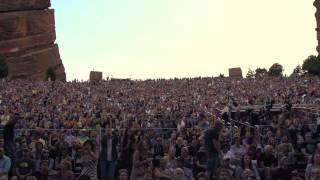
left=51, top=0, right=318, bottom=81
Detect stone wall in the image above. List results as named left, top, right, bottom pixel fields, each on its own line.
left=0, top=0, right=66, bottom=81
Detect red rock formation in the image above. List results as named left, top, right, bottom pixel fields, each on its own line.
left=0, top=0, right=66, bottom=81
left=315, top=0, right=320, bottom=54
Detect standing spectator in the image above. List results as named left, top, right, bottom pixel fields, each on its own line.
left=204, top=120, right=223, bottom=178
left=15, top=148, right=34, bottom=180
left=230, top=136, right=246, bottom=161
left=271, top=157, right=291, bottom=180
left=154, top=158, right=173, bottom=180
left=305, top=152, right=320, bottom=180
left=3, top=113, right=18, bottom=161
left=59, top=159, right=74, bottom=180
left=234, top=154, right=260, bottom=180
left=310, top=168, right=320, bottom=180
left=100, top=128, right=118, bottom=180
left=119, top=130, right=134, bottom=177
left=80, top=140, right=98, bottom=180
left=34, top=160, right=49, bottom=180
left=261, top=145, right=277, bottom=168
left=0, top=147, right=11, bottom=179
left=153, top=137, right=164, bottom=158
left=194, top=146, right=207, bottom=176
left=130, top=142, right=153, bottom=180
left=176, top=147, right=195, bottom=180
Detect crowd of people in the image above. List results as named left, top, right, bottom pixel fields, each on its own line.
left=0, top=75, right=319, bottom=180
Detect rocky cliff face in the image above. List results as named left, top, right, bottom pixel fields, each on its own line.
left=0, top=0, right=66, bottom=81
left=315, top=0, right=320, bottom=54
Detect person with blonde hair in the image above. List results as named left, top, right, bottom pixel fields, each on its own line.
left=173, top=168, right=185, bottom=180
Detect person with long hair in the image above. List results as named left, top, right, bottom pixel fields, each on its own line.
left=234, top=154, right=260, bottom=180
left=130, top=141, right=153, bottom=180
left=80, top=140, right=98, bottom=180
left=305, top=151, right=320, bottom=180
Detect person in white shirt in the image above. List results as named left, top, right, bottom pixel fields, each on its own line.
left=230, top=136, right=246, bottom=161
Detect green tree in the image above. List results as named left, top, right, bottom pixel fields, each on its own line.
left=302, top=55, right=320, bottom=75
left=46, top=67, right=56, bottom=81
left=291, top=65, right=304, bottom=76
left=0, top=54, right=8, bottom=78
left=246, top=68, right=255, bottom=78
left=268, top=63, right=283, bottom=77
left=255, top=68, right=268, bottom=77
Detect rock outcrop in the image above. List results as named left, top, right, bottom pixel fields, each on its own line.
left=0, top=0, right=66, bottom=81
left=315, top=0, right=320, bottom=54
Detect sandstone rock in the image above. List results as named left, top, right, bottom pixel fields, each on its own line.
left=0, top=33, right=56, bottom=57
left=6, top=45, right=64, bottom=80
left=0, top=0, right=66, bottom=81
left=0, top=0, right=50, bottom=12
left=0, top=10, right=55, bottom=41
left=315, top=0, right=320, bottom=54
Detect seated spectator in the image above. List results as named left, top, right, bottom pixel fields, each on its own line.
left=230, top=136, right=246, bottom=161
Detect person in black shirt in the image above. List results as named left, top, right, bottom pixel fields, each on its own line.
left=204, top=120, right=223, bottom=178
left=4, top=113, right=19, bottom=162
left=100, top=127, right=118, bottom=180
left=153, top=137, right=164, bottom=158
left=261, top=145, right=277, bottom=168
left=271, top=157, right=291, bottom=180
left=15, top=148, right=34, bottom=180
